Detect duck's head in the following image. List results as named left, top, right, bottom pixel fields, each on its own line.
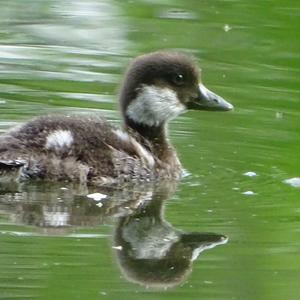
left=120, top=51, right=233, bottom=130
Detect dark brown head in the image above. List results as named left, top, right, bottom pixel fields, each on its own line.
left=119, top=51, right=233, bottom=130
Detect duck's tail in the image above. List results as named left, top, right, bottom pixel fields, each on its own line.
left=0, top=160, right=25, bottom=182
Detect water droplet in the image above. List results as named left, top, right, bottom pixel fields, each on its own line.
left=112, top=245, right=123, bottom=251
left=242, top=191, right=256, bottom=195
left=283, top=177, right=300, bottom=187
left=243, top=171, right=257, bottom=177
left=87, top=192, right=107, bottom=201
left=223, top=24, right=232, bottom=32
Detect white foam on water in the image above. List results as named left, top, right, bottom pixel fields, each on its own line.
left=283, top=177, right=300, bottom=188
left=243, top=171, right=257, bottom=177
left=242, top=191, right=256, bottom=196
left=87, top=193, right=107, bottom=201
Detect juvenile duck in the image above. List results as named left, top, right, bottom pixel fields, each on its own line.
left=0, top=51, right=233, bottom=184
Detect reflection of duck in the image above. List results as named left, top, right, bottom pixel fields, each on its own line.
left=0, top=181, right=175, bottom=229
left=113, top=185, right=228, bottom=289
left=0, top=51, right=233, bottom=184
left=0, top=181, right=153, bottom=230
left=0, top=180, right=228, bottom=288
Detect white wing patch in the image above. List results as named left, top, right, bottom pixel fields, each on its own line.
left=131, top=139, right=155, bottom=168
left=113, top=129, right=155, bottom=168
left=126, top=85, right=186, bottom=127
left=45, top=130, right=74, bottom=151
left=113, top=129, right=130, bottom=143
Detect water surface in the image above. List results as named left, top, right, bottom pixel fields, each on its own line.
left=0, top=1, right=300, bottom=299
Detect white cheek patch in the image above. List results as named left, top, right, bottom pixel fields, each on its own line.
left=45, top=130, right=74, bottom=151
left=126, top=85, right=186, bottom=127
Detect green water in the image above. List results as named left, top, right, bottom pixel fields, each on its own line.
left=0, top=0, right=300, bottom=299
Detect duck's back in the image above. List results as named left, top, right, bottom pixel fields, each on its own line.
left=0, top=115, right=156, bottom=184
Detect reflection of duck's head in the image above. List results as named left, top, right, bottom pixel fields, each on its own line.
left=113, top=195, right=228, bottom=289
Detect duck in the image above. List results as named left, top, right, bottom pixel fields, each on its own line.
left=0, top=51, right=233, bottom=185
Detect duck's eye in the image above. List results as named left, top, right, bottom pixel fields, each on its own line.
left=172, top=74, right=185, bottom=86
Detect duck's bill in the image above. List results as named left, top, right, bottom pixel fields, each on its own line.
left=188, top=83, right=233, bottom=111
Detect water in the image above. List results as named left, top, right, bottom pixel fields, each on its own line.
left=0, top=0, right=300, bottom=299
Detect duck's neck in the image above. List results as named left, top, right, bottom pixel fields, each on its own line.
left=124, top=118, right=179, bottom=165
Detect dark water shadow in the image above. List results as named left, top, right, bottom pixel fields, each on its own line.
left=0, top=180, right=228, bottom=289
